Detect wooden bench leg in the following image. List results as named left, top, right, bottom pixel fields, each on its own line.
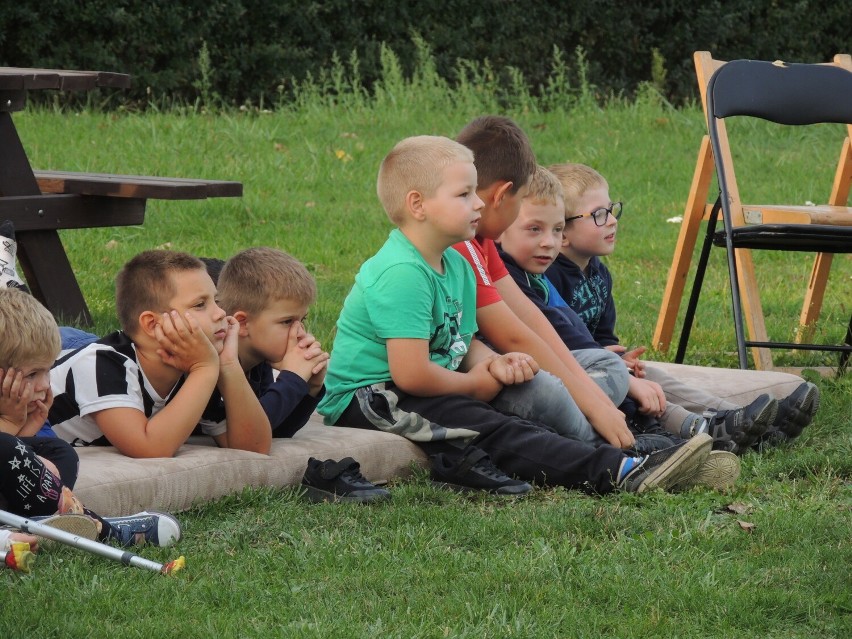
left=653, top=136, right=714, bottom=352
left=0, top=111, right=92, bottom=325
left=16, top=230, right=92, bottom=325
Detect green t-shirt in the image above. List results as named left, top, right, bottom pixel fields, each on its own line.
left=318, top=229, right=478, bottom=424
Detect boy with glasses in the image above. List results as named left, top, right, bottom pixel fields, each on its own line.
left=546, top=163, right=819, bottom=452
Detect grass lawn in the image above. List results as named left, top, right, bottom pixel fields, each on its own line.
left=2, top=60, right=850, bottom=637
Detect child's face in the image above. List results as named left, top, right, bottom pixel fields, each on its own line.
left=562, top=186, right=618, bottom=262
left=421, top=161, right=484, bottom=243
left=478, top=183, right=530, bottom=240
left=165, top=268, right=228, bottom=352
left=243, top=298, right=310, bottom=364
left=499, top=197, right=566, bottom=274
left=19, top=359, right=53, bottom=413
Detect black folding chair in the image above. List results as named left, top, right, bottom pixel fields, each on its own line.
left=676, top=58, right=852, bottom=370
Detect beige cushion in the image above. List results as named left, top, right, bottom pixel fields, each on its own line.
left=645, top=362, right=804, bottom=406
left=72, top=364, right=804, bottom=515
left=74, top=418, right=426, bottom=516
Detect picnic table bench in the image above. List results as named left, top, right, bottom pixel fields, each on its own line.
left=0, top=66, right=242, bottom=324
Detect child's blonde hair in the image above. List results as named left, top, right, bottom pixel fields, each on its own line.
left=0, top=288, right=61, bottom=367
left=115, top=250, right=207, bottom=335
left=548, top=163, right=608, bottom=217
left=525, top=165, right=565, bottom=206
left=217, top=247, right=316, bottom=316
left=377, top=135, right=474, bottom=224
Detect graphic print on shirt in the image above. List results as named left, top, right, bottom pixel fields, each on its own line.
left=429, top=296, right=468, bottom=370
left=570, top=271, right=610, bottom=334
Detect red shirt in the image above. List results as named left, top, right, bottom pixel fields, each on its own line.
left=452, top=237, right=509, bottom=308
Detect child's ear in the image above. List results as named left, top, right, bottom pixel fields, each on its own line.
left=487, top=181, right=514, bottom=209
left=232, top=310, right=251, bottom=336
left=406, top=189, right=426, bottom=221
left=561, top=228, right=571, bottom=247
left=137, top=310, right=160, bottom=337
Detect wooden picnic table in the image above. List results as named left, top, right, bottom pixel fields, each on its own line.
left=0, top=66, right=242, bottom=325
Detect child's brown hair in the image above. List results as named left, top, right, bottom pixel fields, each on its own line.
left=456, top=115, right=537, bottom=194
left=115, top=250, right=207, bottom=335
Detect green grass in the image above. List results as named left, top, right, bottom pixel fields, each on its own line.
left=2, top=62, right=851, bottom=637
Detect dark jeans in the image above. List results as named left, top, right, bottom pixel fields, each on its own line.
left=338, top=384, right=627, bottom=494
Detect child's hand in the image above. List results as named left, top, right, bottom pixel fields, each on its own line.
left=608, top=344, right=647, bottom=378
left=627, top=376, right=666, bottom=417
left=466, top=357, right=504, bottom=402
left=217, top=317, right=242, bottom=370
left=307, top=355, right=328, bottom=397
left=488, top=352, right=539, bottom=386
left=270, top=322, right=330, bottom=383
left=0, top=367, right=34, bottom=431
left=20, top=386, right=53, bottom=436
left=154, top=310, right=219, bottom=373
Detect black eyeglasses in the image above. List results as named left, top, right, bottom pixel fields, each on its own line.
left=565, top=201, right=623, bottom=226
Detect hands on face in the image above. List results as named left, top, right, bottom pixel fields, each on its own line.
left=153, top=310, right=219, bottom=373
left=269, top=321, right=329, bottom=393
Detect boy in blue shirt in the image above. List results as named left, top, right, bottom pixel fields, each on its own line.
left=318, top=135, right=712, bottom=495
left=546, top=163, right=819, bottom=451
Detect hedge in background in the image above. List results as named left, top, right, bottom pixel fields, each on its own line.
left=1, top=0, right=849, bottom=107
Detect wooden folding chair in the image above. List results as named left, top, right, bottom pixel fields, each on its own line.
left=653, top=51, right=852, bottom=371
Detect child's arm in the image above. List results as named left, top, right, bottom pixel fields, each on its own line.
left=486, top=277, right=635, bottom=448
left=92, top=311, right=221, bottom=458
left=211, top=317, right=272, bottom=454
left=387, top=337, right=504, bottom=403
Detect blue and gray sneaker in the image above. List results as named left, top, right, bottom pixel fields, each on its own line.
left=102, top=511, right=182, bottom=547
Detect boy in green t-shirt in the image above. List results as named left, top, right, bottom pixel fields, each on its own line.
left=318, top=135, right=712, bottom=495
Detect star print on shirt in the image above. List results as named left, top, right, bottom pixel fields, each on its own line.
left=8, top=456, right=21, bottom=470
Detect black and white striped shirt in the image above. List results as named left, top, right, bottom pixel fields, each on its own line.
left=49, top=331, right=226, bottom=447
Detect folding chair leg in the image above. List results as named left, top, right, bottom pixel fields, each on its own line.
left=675, top=197, right=722, bottom=363
left=840, top=314, right=852, bottom=373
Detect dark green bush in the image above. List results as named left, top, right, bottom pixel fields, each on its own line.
left=1, top=0, right=849, bottom=107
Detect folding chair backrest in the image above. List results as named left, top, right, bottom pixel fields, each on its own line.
left=707, top=59, right=852, bottom=126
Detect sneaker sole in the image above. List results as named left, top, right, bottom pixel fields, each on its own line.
left=301, top=484, right=391, bottom=504
left=36, top=514, right=98, bottom=542
left=637, top=434, right=712, bottom=494
left=430, top=480, right=532, bottom=496
left=676, top=450, right=741, bottom=491
left=776, top=383, right=820, bottom=439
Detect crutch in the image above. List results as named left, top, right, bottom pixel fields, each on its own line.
left=0, top=510, right=185, bottom=575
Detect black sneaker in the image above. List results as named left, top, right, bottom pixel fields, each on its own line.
left=301, top=457, right=391, bottom=503
left=102, top=511, right=182, bottom=547
left=618, top=433, right=712, bottom=493
left=430, top=446, right=532, bottom=496
left=772, top=382, right=820, bottom=440
left=709, top=394, right=778, bottom=454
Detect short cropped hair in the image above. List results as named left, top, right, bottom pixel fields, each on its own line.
left=377, top=135, right=474, bottom=224
left=217, top=247, right=316, bottom=316
left=548, top=163, right=608, bottom=217
left=525, top=165, right=564, bottom=206
left=115, top=250, right=207, bottom=335
left=0, top=288, right=61, bottom=368
left=456, top=115, right=537, bottom=194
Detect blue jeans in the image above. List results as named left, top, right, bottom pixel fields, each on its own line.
left=490, top=349, right=629, bottom=444
left=59, top=326, right=99, bottom=350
